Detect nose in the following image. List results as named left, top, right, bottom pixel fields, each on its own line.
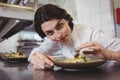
left=55, top=31, right=62, bottom=40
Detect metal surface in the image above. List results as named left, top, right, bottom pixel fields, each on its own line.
left=0, top=2, right=34, bottom=12
left=0, top=1, right=34, bottom=41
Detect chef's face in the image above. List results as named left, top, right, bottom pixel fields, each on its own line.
left=41, top=19, right=72, bottom=43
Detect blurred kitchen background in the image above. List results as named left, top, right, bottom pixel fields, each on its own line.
left=0, top=0, right=120, bottom=55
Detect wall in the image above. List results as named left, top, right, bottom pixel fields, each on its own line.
left=0, top=33, right=19, bottom=52
left=63, top=0, right=78, bottom=23
left=75, top=0, right=115, bottom=37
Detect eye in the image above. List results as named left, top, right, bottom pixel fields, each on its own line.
left=46, top=31, right=54, bottom=36
left=56, top=22, right=64, bottom=30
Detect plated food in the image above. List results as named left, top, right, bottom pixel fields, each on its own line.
left=54, top=54, right=106, bottom=70
left=65, top=54, right=94, bottom=63
left=3, top=52, right=26, bottom=58
left=0, top=52, right=28, bottom=62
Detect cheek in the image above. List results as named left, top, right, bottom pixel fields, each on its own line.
left=68, top=28, right=71, bottom=33
left=64, top=27, right=71, bottom=35
left=62, top=27, right=69, bottom=33
left=47, top=36, right=56, bottom=41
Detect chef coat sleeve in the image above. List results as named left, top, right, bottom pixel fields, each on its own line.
left=91, top=29, right=120, bottom=52
left=28, top=37, right=60, bottom=62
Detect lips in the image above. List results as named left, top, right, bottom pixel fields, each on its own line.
left=60, top=38, right=66, bottom=42
left=56, top=34, right=69, bottom=43
left=52, top=36, right=65, bottom=42
left=56, top=37, right=65, bottom=43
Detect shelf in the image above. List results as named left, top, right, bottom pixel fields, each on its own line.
left=0, top=2, right=34, bottom=20
left=18, top=40, right=41, bottom=42
left=17, top=46, right=38, bottom=49
left=17, top=39, right=40, bottom=54
left=0, top=2, right=34, bottom=12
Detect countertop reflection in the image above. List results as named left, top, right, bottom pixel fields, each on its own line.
left=0, top=59, right=120, bottom=80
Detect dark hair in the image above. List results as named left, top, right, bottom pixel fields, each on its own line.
left=34, top=4, right=74, bottom=38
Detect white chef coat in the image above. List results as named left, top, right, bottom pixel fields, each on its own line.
left=28, top=24, right=120, bottom=62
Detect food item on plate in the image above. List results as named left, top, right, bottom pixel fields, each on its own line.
left=63, top=54, right=97, bottom=63
left=3, top=52, right=25, bottom=58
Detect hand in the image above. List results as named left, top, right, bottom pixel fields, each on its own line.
left=30, top=52, right=54, bottom=69
left=76, top=42, right=119, bottom=60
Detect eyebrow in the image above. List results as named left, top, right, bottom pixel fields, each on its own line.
left=55, top=19, right=62, bottom=28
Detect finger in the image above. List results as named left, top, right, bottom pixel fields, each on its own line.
left=37, top=54, right=54, bottom=67
left=44, top=63, right=54, bottom=69
left=88, top=46, right=100, bottom=51
left=31, top=54, right=46, bottom=69
left=33, top=60, right=45, bottom=69
left=82, top=46, right=100, bottom=54
left=76, top=42, right=96, bottom=50
left=32, top=53, right=54, bottom=69
left=44, top=57, right=54, bottom=66
left=83, top=50, right=96, bottom=54
left=47, top=55, right=55, bottom=62
left=94, top=53, right=105, bottom=58
left=33, top=57, right=46, bottom=69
